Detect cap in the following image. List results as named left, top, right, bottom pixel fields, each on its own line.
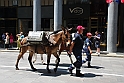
left=76, top=25, right=85, bottom=30
left=87, top=32, right=92, bottom=36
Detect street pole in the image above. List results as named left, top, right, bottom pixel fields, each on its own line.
left=54, top=0, right=62, bottom=31
left=33, top=0, right=41, bottom=31
left=107, top=1, right=118, bottom=52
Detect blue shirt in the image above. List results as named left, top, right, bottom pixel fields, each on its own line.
left=85, top=38, right=92, bottom=47
left=95, top=34, right=101, bottom=41
left=72, top=33, right=84, bottom=50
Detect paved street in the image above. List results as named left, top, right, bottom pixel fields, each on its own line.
left=0, top=51, right=124, bottom=83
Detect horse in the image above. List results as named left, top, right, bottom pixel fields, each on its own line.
left=15, top=28, right=71, bottom=73
left=32, top=28, right=73, bottom=64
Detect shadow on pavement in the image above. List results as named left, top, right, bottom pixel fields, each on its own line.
left=83, top=73, right=103, bottom=78
left=82, top=65, right=104, bottom=69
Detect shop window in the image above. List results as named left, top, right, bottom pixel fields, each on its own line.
left=41, top=0, right=45, bottom=5
left=45, top=0, right=48, bottom=5
left=0, top=0, right=4, bottom=6
left=22, top=0, right=26, bottom=6
left=5, top=0, right=9, bottom=7
left=49, top=0, right=53, bottom=5
left=18, top=0, right=22, bottom=6
left=63, top=0, right=67, bottom=4
left=30, top=0, right=33, bottom=6
left=67, top=0, right=75, bottom=4
left=8, top=0, right=12, bottom=6
left=25, top=0, right=31, bottom=6
left=13, top=0, right=18, bottom=6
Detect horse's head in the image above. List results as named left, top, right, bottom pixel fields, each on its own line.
left=49, top=27, right=71, bottom=45
left=62, top=26, right=72, bottom=47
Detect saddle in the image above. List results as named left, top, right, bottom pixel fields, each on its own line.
left=27, top=31, right=50, bottom=45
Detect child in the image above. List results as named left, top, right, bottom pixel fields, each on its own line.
left=82, top=32, right=92, bottom=68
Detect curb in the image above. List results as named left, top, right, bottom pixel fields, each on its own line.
left=0, top=49, right=124, bottom=58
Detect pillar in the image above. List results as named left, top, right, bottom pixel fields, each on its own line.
left=107, top=2, right=118, bottom=52
left=54, top=0, right=62, bottom=31
left=33, top=0, right=41, bottom=31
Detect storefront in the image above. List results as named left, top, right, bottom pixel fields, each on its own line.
left=0, top=0, right=124, bottom=48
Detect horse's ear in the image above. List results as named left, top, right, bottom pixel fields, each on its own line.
left=61, top=25, right=65, bottom=30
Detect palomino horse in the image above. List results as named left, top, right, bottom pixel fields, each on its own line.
left=15, top=28, right=70, bottom=73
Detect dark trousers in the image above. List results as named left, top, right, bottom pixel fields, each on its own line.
left=73, top=50, right=82, bottom=69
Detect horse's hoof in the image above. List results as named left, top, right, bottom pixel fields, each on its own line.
left=42, top=63, right=46, bottom=65
left=16, top=68, right=19, bottom=70
left=54, top=68, right=57, bottom=73
left=47, top=70, right=51, bottom=73
left=32, top=68, right=37, bottom=71
left=33, top=61, right=35, bottom=63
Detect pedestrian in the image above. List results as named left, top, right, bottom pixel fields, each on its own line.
left=9, top=33, right=14, bottom=48
left=94, top=31, right=101, bottom=56
left=82, top=32, right=93, bottom=68
left=16, top=32, right=24, bottom=50
left=68, top=25, right=85, bottom=77
left=1, top=33, right=6, bottom=48
left=5, top=32, right=10, bottom=50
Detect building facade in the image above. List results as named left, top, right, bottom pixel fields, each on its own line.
left=0, top=0, right=124, bottom=49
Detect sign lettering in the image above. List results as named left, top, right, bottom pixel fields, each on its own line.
left=69, top=7, right=83, bottom=15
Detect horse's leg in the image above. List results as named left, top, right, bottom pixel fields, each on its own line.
left=15, top=46, right=27, bottom=70
left=46, top=53, right=51, bottom=73
left=28, top=51, right=37, bottom=71
left=55, top=49, right=62, bottom=64
left=40, top=54, right=45, bottom=64
left=33, top=53, right=37, bottom=63
left=53, top=52, right=60, bottom=73
left=15, top=52, right=25, bottom=70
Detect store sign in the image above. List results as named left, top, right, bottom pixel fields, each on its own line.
left=69, top=7, right=83, bottom=15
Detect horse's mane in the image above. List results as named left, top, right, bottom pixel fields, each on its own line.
left=50, top=30, right=62, bottom=35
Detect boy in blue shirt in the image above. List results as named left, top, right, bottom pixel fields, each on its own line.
left=82, top=32, right=92, bottom=68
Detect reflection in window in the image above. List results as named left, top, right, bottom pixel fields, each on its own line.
left=0, top=0, right=4, bottom=6
left=22, top=0, right=26, bottom=6
left=41, top=0, right=45, bottom=5
left=9, top=0, right=12, bottom=6
left=18, top=0, right=21, bottom=6
left=45, top=0, right=48, bottom=5
left=26, top=0, right=31, bottom=6
left=67, top=0, right=74, bottom=4
left=63, top=0, right=67, bottom=4
left=49, top=0, right=53, bottom=5
left=5, top=0, right=9, bottom=7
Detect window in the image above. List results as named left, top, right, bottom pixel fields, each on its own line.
left=63, top=0, right=67, bottom=4
left=22, top=0, right=26, bottom=6
left=45, top=0, right=48, bottom=5
left=67, top=0, right=74, bottom=4
left=41, top=0, right=45, bottom=5
left=5, top=0, right=9, bottom=6
left=49, top=0, right=53, bottom=5
left=26, top=0, right=31, bottom=6
left=9, top=0, right=12, bottom=6
left=18, top=0, right=22, bottom=6
left=13, top=0, right=18, bottom=6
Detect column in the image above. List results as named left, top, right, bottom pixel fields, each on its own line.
left=107, top=2, right=118, bottom=52
left=54, top=0, right=62, bottom=31
left=33, top=0, right=41, bottom=31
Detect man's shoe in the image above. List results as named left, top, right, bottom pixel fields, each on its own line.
left=88, top=65, right=92, bottom=68
left=88, top=62, right=92, bottom=68
left=68, top=67, right=75, bottom=74
left=76, top=70, right=84, bottom=77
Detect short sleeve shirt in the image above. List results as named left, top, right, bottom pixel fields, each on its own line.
left=72, top=33, right=84, bottom=50
left=85, top=38, right=92, bottom=47
left=95, top=34, right=101, bottom=41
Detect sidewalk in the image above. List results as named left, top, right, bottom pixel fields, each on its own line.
left=0, top=47, right=124, bottom=58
